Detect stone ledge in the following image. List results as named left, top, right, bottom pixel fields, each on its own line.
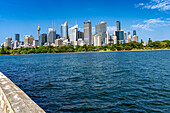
left=0, top=72, right=45, bottom=113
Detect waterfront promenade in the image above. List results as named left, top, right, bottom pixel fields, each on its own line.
left=0, top=72, right=45, bottom=113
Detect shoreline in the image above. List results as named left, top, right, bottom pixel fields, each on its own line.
left=1, top=49, right=170, bottom=56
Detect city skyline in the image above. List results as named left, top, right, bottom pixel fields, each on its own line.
left=0, top=0, right=169, bottom=44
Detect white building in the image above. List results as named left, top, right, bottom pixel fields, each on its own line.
left=14, top=41, right=19, bottom=49
left=94, top=35, right=102, bottom=46
left=105, top=32, right=109, bottom=45
left=5, top=37, right=12, bottom=47
left=55, top=39, right=63, bottom=46
left=78, top=39, right=85, bottom=46
left=69, top=25, right=78, bottom=43
left=133, top=35, right=138, bottom=42
left=33, top=40, right=39, bottom=46
left=47, top=28, right=56, bottom=44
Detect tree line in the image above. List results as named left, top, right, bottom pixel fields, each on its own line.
left=1, top=39, right=170, bottom=55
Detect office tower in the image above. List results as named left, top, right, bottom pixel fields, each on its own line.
left=24, top=35, right=34, bottom=47
left=133, top=35, right=138, bottom=42
left=127, top=34, right=132, bottom=43
left=127, top=31, right=130, bottom=35
left=124, top=33, right=128, bottom=43
left=33, top=40, right=39, bottom=46
left=15, top=34, right=20, bottom=42
left=5, top=38, right=12, bottom=47
left=94, top=35, right=102, bottom=46
left=133, top=30, right=136, bottom=36
left=37, top=26, right=40, bottom=41
left=56, top=34, right=60, bottom=39
left=78, top=31, right=84, bottom=39
left=39, top=33, right=47, bottom=46
left=55, top=39, right=63, bottom=46
left=112, top=35, right=117, bottom=44
left=116, top=21, right=121, bottom=31
left=78, top=39, right=85, bottom=46
left=84, top=21, right=92, bottom=45
left=106, top=32, right=109, bottom=45
left=47, top=28, right=56, bottom=44
left=115, top=31, right=125, bottom=43
left=14, top=41, right=19, bottom=49
left=95, top=22, right=107, bottom=44
left=69, top=25, right=78, bottom=42
left=61, top=21, right=68, bottom=39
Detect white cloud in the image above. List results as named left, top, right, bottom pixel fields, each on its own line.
left=131, top=18, right=170, bottom=31
left=107, top=26, right=116, bottom=33
left=136, top=0, right=170, bottom=11
left=143, top=18, right=164, bottom=24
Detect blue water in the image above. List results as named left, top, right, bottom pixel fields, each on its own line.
left=0, top=51, right=170, bottom=112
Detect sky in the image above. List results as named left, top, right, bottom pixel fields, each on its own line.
left=0, top=0, right=169, bottom=44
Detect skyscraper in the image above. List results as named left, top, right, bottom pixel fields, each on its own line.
left=127, top=31, right=130, bottom=35
left=61, top=21, right=68, bottom=39
left=39, top=33, right=47, bottom=46
left=133, top=30, right=136, bottom=36
left=116, top=21, right=121, bottom=31
left=24, top=35, right=34, bottom=47
left=84, top=21, right=92, bottom=45
left=95, top=22, right=107, bottom=44
left=133, top=35, right=138, bottom=42
left=47, top=28, right=56, bottom=44
left=69, top=25, right=78, bottom=42
left=115, top=31, right=125, bottom=43
left=15, top=34, right=20, bottom=42
left=5, top=38, right=12, bottom=47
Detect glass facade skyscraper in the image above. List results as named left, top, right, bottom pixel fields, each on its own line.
left=15, top=34, right=20, bottom=42
left=116, top=21, right=121, bottom=31
left=95, top=22, right=107, bottom=44
left=115, top=31, right=125, bottom=42
left=133, top=30, right=136, bottom=36
left=84, top=21, right=92, bottom=45
left=39, top=33, right=47, bottom=46
left=61, top=21, right=68, bottom=39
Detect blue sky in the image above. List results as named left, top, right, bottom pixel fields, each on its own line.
left=0, top=0, right=169, bottom=43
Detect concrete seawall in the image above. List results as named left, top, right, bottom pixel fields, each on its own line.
left=0, top=72, right=45, bottom=113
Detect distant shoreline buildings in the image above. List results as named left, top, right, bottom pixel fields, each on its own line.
left=1, top=21, right=139, bottom=48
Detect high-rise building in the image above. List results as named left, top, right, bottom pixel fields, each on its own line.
left=55, top=39, right=63, bottom=47
left=127, top=31, right=130, bottom=35
left=61, top=21, right=68, bottom=39
left=24, top=35, right=34, bottom=47
left=115, top=31, right=125, bottom=43
left=84, top=21, right=92, bottom=45
left=133, top=35, right=138, bottom=42
left=5, top=38, right=12, bottom=47
left=109, top=35, right=117, bottom=45
left=33, top=40, right=39, bottom=46
left=95, top=22, right=107, bottom=44
left=127, top=34, right=132, bottom=43
left=105, top=32, right=109, bottom=45
left=116, top=21, right=121, bottom=31
left=124, top=33, right=128, bottom=43
left=94, top=35, right=102, bottom=46
left=78, top=31, right=84, bottom=39
left=39, top=33, right=47, bottom=46
left=69, top=25, right=78, bottom=42
left=47, top=28, right=56, bottom=44
left=133, top=30, right=136, bottom=36
left=14, top=41, right=19, bottom=48
left=15, top=34, right=20, bottom=42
